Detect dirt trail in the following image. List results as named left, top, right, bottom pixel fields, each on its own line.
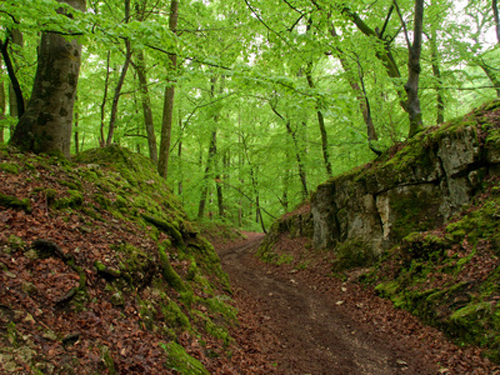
left=217, top=233, right=436, bottom=375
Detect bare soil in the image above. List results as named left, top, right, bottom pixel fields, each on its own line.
left=217, top=233, right=499, bottom=375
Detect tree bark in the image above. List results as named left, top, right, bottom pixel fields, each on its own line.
left=99, top=51, right=111, bottom=147
left=8, top=29, right=24, bottom=126
left=0, top=30, right=25, bottom=118
left=404, top=0, right=425, bottom=137
left=134, top=50, right=158, bottom=162
left=0, top=64, right=5, bottom=143
left=330, top=24, right=380, bottom=155
left=478, top=60, right=500, bottom=97
left=305, top=64, right=332, bottom=177
left=270, top=104, right=309, bottom=198
left=429, top=27, right=445, bottom=124
left=494, top=0, right=500, bottom=44
left=158, top=0, right=179, bottom=178
left=10, top=0, right=86, bottom=158
left=106, top=0, right=132, bottom=146
left=198, top=131, right=217, bottom=219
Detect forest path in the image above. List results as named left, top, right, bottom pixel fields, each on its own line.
left=216, top=233, right=436, bottom=375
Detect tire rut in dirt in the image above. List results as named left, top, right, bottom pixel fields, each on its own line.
left=218, top=235, right=435, bottom=375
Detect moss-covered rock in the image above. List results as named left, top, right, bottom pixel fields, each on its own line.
left=162, top=341, right=209, bottom=375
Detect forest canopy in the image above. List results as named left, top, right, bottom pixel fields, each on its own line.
left=0, top=0, right=498, bottom=231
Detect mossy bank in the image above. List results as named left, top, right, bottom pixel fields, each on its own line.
left=0, top=144, right=237, bottom=373
left=259, top=100, right=500, bottom=362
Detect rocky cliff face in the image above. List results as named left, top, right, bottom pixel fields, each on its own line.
left=311, top=101, right=500, bottom=256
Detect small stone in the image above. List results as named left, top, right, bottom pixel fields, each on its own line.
left=43, top=331, right=58, bottom=341
left=23, top=313, right=36, bottom=324
left=336, top=300, right=344, bottom=305
left=396, top=359, right=408, bottom=367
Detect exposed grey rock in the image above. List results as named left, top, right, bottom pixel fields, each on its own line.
left=311, top=119, right=500, bottom=258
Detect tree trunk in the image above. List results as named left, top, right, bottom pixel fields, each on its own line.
left=479, top=61, right=500, bottom=97
left=10, top=0, right=86, bottom=158
left=198, top=131, right=217, bottom=219
left=270, top=104, right=309, bottom=198
left=330, top=24, right=380, bottom=155
left=494, top=0, right=500, bottom=44
left=99, top=51, right=111, bottom=147
left=0, top=30, right=25, bottom=119
left=158, top=0, right=179, bottom=178
left=404, top=0, right=425, bottom=137
left=106, top=0, right=132, bottom=146
left=429, top=27, right=445, bottom=124
left=74, top=109, right=79, bottom=154
left=0, top=64, right=5, bottom=143
left=134, top=50, right=158, bottom=162
left=305, top=65, right=332, bottom=177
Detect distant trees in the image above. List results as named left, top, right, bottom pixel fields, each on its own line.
left=0, top=0, right=498, bottom=229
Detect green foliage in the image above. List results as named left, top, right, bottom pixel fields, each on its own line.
left=369, top=181, right=500, bottom=362
left=0, top=193, right=31, bottom=213
left=161, top=341, right=210, bottom=375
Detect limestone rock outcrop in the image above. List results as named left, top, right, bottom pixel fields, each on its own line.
left=311, top=101, right=500, bottom=255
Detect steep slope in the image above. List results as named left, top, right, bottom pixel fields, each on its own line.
left=0, top=145, right=258, bottom=373
left=259, top=100, right=500, bottom=363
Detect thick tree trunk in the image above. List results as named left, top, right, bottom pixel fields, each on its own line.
left=106, top=0, right=131, bottom=146
left=135, top=50, right=158, bottom=162
left=405, top=0, right=424, bottom=137
left=10, top=0, right=86, bottom=157
left=158, top=0, right=179, bottom=178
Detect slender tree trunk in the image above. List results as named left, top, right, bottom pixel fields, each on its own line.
left=178, top=115, right=183, bottom=197
left=0, top=32, right=25, bottom=118
left=74, top=110, right=79, bottom=154
left=403, top=0, right=425, bottom=137
left=106, top=0, right=132, bottom=146
left=270, top=104, right=309, bottom=198
left=198, top=131, right=217, bottom=219
left=305, top=65, right=332, bottom=177
left=0, top=64, right=5, bottom=143
left=330, top=24, right=380, bottom=155
left=99, top=51, right=111, bottom=147
left=494, top=0, right=500, bottom=44
left=429, top=27, right=445, bottom=124
left=134, top=50, right=158, bottom=162
left=158, top=0, right=179, bottom=178
left=10, top=0, right=86, bottom=157
left=479, top=61, right=500, bottom=97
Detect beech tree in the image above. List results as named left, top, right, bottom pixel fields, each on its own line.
left=1, top=0, right=498, bottom=230
left=10, top=0, right=86, bottom=158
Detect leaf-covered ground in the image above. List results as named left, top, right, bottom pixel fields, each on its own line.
left=0, top=145, right=271, bottom=374
left=248, top=227, right=500, bottom=374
